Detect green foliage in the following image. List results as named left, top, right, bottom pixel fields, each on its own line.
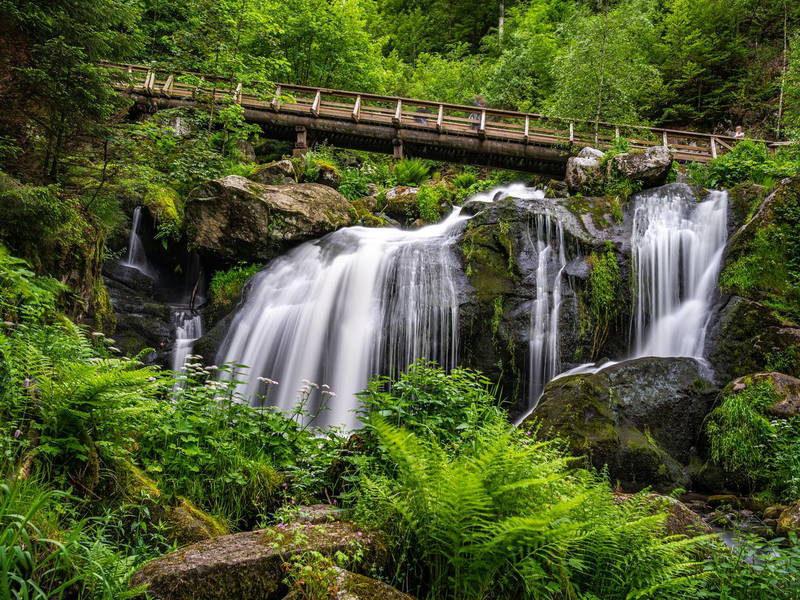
left=719, top=178, right=800, bottom=322
left=351, top=418, right=709, bottom=600
left=706, top=379, right=800, bottom=501
left=546, top=0, right=661, bottom=124
left=207, top=262, right=262, bottom=322
left=356, top=362, right=504, bottom=448
left=415, top=184, right=452, bottom=223
left=586, top=244, right=622, bottom=357
left=696, top=141, right=800, bottom=189
left=696, top=533, right=800, bottom=600
left=393, top=159, right=430, bottom=186
left=0, top=479, right=142, bottom=600
left=140, top=359, right=345, bottom=527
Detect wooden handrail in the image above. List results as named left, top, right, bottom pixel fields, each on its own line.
left=103, top=61, right=791, bottom=163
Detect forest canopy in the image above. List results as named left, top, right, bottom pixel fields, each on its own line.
left=2, top=0, right=800, bottom=141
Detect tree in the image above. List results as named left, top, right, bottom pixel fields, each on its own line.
left=545, top=0, right=661, bottom=126
left=1, top=0, right=142, bottom=181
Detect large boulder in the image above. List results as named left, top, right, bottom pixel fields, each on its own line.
left=565, top=147, right=604, bottom=194
left=525, top=357, right=718, bottom=490
left=250, top=160, right=296, bottom=185
left=707, top=295, right=800, bottom=382
left=185, top=176, right=355, bottom=266
left=726, top=372, right=800, bottom=417
left=611, top=146, right=673, bottom=188
left=130, top=521, right=388, bottom=600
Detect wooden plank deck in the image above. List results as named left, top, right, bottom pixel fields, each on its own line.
left=103, top=62, right=784, bottom=174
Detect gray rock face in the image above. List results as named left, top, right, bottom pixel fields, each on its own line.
left=130, top=521, right=388, bottom=600
left=250, top=159, right=296, bottom=185
left=456, top=194, right=626, bottom=417
left=565, top=147, right=603, bottom=193
left=525, top=357, right=718, bottom=491
left=185, top=176, right=355, bottom=267
left=612, top=146, right=673, bottom=187
left=707, top=295, right=800, bottom=383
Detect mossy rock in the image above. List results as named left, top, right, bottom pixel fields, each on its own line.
left=130, top=521, right=389, bottom=600
left=526, top=357, right=717, bottom=491
left=707, top=295, right=800, bottom=382
left=120, top=463, right=230, bottom=547
left=283, top=568, right=414, bottom=600
left=144, top=185, right=182, bottom=225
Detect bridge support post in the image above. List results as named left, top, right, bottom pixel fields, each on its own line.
left=293, top=125, right=308, bottom=157
left=392, top=137, right=403, bottom=160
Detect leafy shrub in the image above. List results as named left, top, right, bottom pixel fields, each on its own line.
left=453, top=172, right=478, bottom=189
left=140, top=360, right=345, bottom=527
left=356, top=361, right=504, bottom=448
left=207, top=262, right=262, bottom=322
left=692, top=141, right=800, bottom=189
left=393, top=159, right=430, bottom=186
left=338, top=167, right=371, bottom=201
left=697, top=533, right=800, bottom=600
left=415, top=185, right=448, bottom=223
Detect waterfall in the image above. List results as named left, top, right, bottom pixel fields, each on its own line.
left=515, top=188, right=728, bottom=425
left=218, top=209, right=470, bottom=429
left=527, top=213, right=568, bottom=402
left=171, top=309, right=204, bottom=374
left=122, top=207, right=155, bottom=277
left=631, top=190, right=728, bottom=358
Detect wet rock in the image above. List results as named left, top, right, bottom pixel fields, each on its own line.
left=614, top=493, right=712, bottom=537
left=121, top=464, right=229, bottom=546
left=185, top=176, right=355, bottom=267
left=381, top=186, right=419, bottom=222
left=292, top=504, right=344, bottom=524
left=707, top=296, right=800, bottom=382
left=611, top=146, right=673, bottom=188
left=130, top=521, right=388, bottom=600
left=525, top=357, right=717, bottom=491
left=565, top=147, right=603, bottom=193
left=282, top=568, right=414, bottom=600
left=707, top=494, right=742, bottom=508
left=317, top=164, right=341, bottom=189
left=777, top=501, right=800, bottom=536
left=250, top=160, right=296, bottom=185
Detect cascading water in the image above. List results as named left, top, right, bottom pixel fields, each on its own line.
left=515, top=187, right=729, bottom=424
left=122, top=207, right=155, bottom=277
left=526, top=213, right=568, bottom=401
left=171, top=309, right=204, bottom=374
left=631, top=189, right=728, bottom=358
left=218, top=209, right=470, bottom=429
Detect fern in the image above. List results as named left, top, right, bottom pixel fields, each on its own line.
left=352, top=419, right=708, bottom=600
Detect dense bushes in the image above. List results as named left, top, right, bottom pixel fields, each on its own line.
left=707, top=380, right=800, bottom=501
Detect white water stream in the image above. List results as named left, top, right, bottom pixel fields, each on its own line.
left=218, top=207, right=471, bottom=428
left=121, top=207, right=156, bottom=278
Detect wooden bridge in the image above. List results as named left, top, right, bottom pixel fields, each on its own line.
left=106, top=63, right=777, bottom=176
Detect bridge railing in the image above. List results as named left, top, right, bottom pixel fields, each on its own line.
left=103, top=62, right=782, bottom=163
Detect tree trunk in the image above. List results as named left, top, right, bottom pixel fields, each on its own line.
left=499, top=0, right=505, bottom=43
left=777, top=0, right=788, bottom=138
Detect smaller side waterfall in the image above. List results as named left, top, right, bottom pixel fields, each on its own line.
left=171, top=309, right=204, bottom=374
left=527, top=214, right=568, bottom=402
left=632, top=190, right=728, bottom=358
left=122, top=207, right=155, bottom=277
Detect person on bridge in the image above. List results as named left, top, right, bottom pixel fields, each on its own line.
left=469, top=95, right=487, bottom=130
left=734, top=125, right=745, bottom=139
